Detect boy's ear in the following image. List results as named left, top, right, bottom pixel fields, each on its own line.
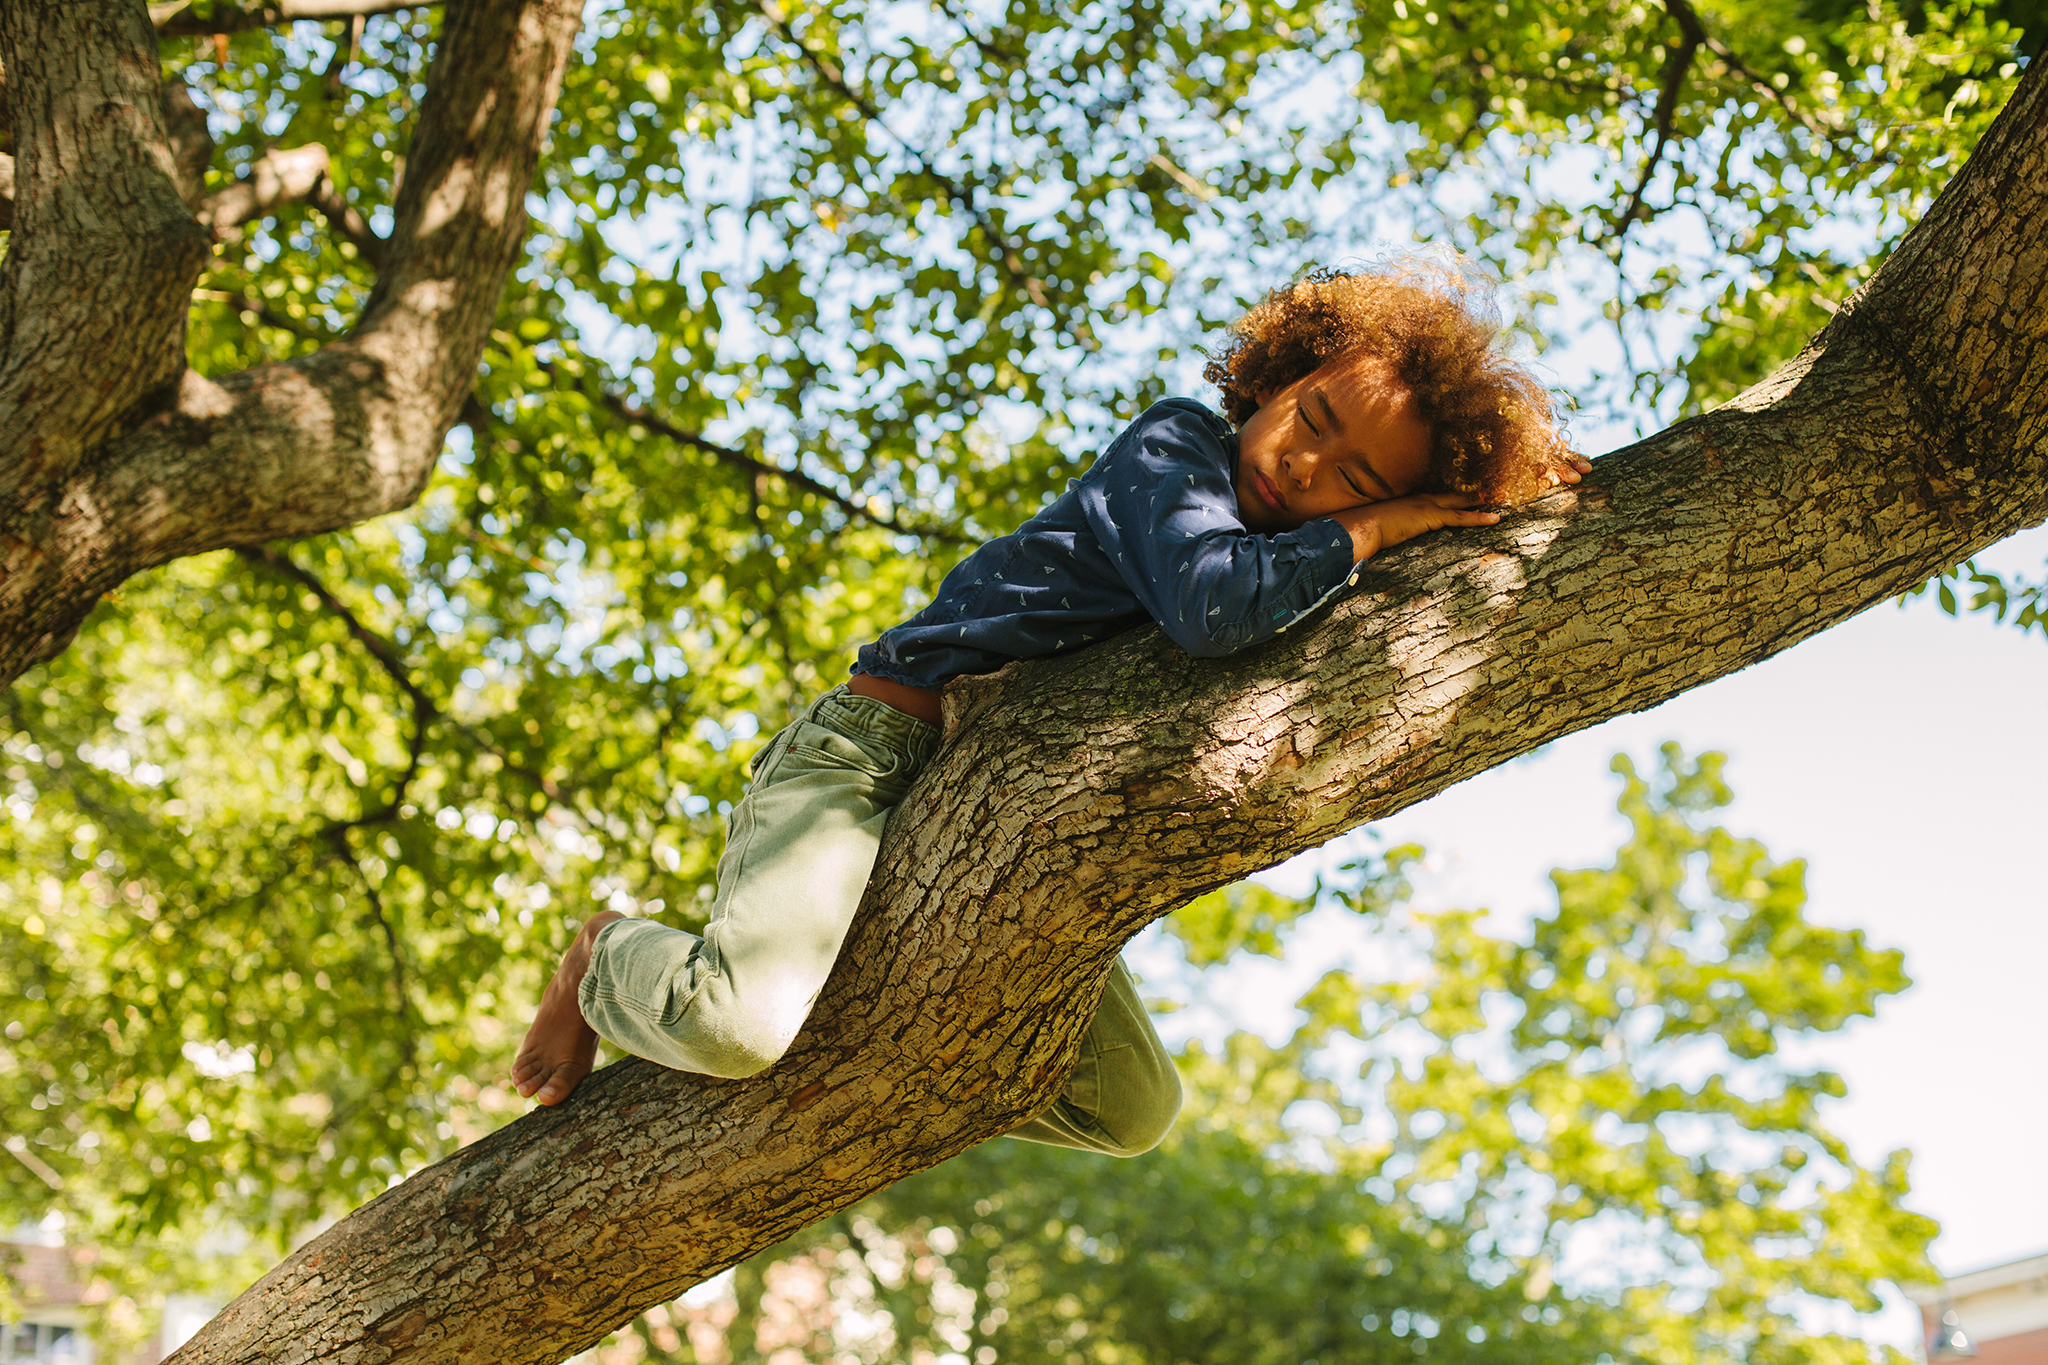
left=1250, top=385, right=1275, bottom=409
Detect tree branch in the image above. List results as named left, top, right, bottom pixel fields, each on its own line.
left=748, top=0, right=1060, bottom=317
left=233, top=542, right=576, bottom=808
left=595, top=390, right=977, bottom=546
left=164, top=59, right=2048, bottom=1365
left=0, top=4, right=213, bottom=497
left=213, top=144, right=384, bottom=261
left=199, top=143, right=332, bottom=234
left=0, top=0, right=583, bottom=686
left=324, top=822, right=420, bottom=1070
left=152, top=0, right=431, bottom=38
left=197, top=288, right=340, bottom=342
left=235, top=544, right=433, bottom=721
left=1613, top=0, right=1706, bottom=235
left=197, top=141, right=391, bottom=264
left=160, top=78, right=214, bottom=206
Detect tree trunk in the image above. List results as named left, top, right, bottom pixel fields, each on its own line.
left=162, top=61, right=2048, bottom=1365
left=0, top=0, right=580, bottom=681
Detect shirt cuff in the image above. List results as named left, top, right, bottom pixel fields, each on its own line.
left=1275, top=518, right=1364, bottom=634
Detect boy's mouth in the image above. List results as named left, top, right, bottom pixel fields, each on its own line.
left=1252, top=471, right=1285, bottom=515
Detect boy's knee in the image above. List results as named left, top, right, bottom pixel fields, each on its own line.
left=669, top=1003, right=799, bottom=1079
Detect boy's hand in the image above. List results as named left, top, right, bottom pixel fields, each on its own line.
left=1546, top=451, right=1594, bottom=488
left=1333, top=493, right=1502, bottom=563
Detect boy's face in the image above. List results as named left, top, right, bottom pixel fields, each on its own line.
left=1233, top=353, right=1432, bottom=533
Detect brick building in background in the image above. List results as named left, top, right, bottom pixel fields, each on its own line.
left=2, top=1241, right=100, bottom=1362
left=1915, top=1249, right=2048, bottom=1364
left=3, top=1239, right=216, bottom=1365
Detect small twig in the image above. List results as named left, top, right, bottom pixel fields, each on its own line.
left=236, top=546, right=431, bottom=721
left=1689, top=19, right=1840, bottom=142
left=195, top=288, right=336, bottom=342
left=234, top=544, right=578, bottom=805
left=1147, top=152, right=1215, bottom=202
left=1613, top=0, right=1706, bottom=236
left=3, top=1136, right=63, bottom=1191
left=305, top=176, right=389, bottom=266
left=597, top=390, right=975, bottom=546
left=323, top=825, right=419, bottom=1069
left=748, top=0, right=1060, bottom=316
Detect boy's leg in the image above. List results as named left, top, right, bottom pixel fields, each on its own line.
left=1006, top=957, right=1182, bottom=1157
left=574, top=686, right=936, bottom=1080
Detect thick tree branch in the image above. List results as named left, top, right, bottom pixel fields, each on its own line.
left=0, top=0, right=582, bottom=685
left=152, top=0, right=430, bottom=37
left=166, top=61, right=2048, bottom=1365
left=0, top=77, right=213, bottom=228
left=0, top=3, right=213, bottom=497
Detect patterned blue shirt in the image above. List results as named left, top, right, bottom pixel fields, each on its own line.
left=854, top=399, right=1360, bottom=689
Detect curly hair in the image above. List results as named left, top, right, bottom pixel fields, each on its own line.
left=1202, top=257, right=1575, bottom=505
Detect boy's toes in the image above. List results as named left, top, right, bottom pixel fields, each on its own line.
left=535, top=1065, right=581, bottom=1106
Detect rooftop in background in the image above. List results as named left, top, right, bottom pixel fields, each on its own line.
left=1908, top=1248, right=2048, bottom=1364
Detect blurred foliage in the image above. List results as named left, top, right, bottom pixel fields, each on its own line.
left=585, top=747, right=1932, bottom=1364
left=0, top=0, right=2027, bottom=1340
left=1904, top=557, right=2048, bottom=641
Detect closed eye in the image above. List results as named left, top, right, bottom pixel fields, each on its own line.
left=1297, top=401, right=1319, bottom=435
left=1341, top=467, right=1369, bottom=498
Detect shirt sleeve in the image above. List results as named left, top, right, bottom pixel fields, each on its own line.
left=1079, top=402, right=1358, bottom=658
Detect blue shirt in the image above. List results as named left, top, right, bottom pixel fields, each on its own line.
left=854, top=399, right=1360, bottom=689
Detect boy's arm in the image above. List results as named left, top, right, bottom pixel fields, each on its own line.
left=1084, top=405, right=1358, bottom=658
left=1329, top=493, right=1501, bottom=561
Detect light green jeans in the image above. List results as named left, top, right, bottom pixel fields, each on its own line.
left=579, top=684, right=1181, bottom=1156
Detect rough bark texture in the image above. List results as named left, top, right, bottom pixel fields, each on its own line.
left=161, top=63, right=2048, bottom=1365
left=0, top=0, right=580, bottom=681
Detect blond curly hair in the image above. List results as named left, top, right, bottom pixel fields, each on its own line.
left=1202, top=258, right=1575, bottom=504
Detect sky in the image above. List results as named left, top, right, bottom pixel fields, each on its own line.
left=1132, top=517, right=2048, bottom=1349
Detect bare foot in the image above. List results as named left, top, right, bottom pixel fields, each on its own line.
left=513, top=911, right=626, bottom=1105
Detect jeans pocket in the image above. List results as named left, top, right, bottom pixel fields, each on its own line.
left=785, top=719, right=881, bottom=771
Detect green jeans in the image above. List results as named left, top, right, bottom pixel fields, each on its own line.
left=579, top=684, right=1181, bottom=1156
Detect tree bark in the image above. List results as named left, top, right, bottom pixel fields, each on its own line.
left=163, top=61, right=2048, bottom=1365
left=0, top=0, right=579, bottom=681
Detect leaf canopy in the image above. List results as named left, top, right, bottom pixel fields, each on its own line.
left=0, top=0, right=2024, bottom=1314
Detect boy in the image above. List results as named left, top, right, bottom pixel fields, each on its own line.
left=514, top=261, right=1586, bottom=1153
